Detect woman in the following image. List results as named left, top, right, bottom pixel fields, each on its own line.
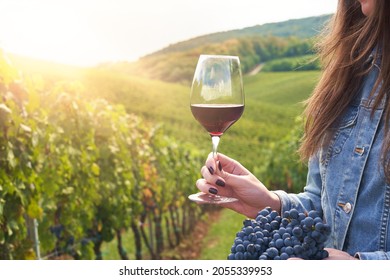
left=196, top=0, right=390, bottom=260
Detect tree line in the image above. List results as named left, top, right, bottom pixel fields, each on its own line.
left=104, top=35, right=318, bottom=84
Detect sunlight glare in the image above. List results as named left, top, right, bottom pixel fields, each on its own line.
left=0, top=0, right=337, bottom=67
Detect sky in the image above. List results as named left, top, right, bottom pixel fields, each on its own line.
left=0, top=0, right=338, bottom=67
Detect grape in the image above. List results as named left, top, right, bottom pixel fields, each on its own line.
left=298, top=213, right=306, bottom=221
left=275, top=238, right=284, bottom=249
left=302, top=216, right=314, bottom=228
left=50, top=224, right=64, bottom=238
left=284, top=237, right=293, bottom=247
left=292, top=226, right=303, bottom=238
left=266, top=247, right=279, bottom=259
left=270, top=220, right=279, bottom=230
left=308, top=210, right=320, bottom=219
left=270, top=210, right=278, bottom=220
left=235, top=252, right=244, bottom=260
left=248, top=232, right=257, bottom=242
left=227, top=207, right=331, bottom=260
left=280, top=252, right=289, bottom=260
left=273, top=233, right=281, bottom=240
left=244, top=226, right=254, bottom=235
left=285, top=246, right=294, bottom=255
left=235, top=244, right=245, bottom=253
left=289, top=209, right=299, bottom=219
left=243, top=219, right=252, bottom=227
left=259, top=254, right=268, bottom=260
left=294, top=244, right=304, bottom=255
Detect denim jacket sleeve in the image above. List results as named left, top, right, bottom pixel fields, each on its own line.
left=272, top=153, right=323, bottom=216
left=356, top=251, right=390, bottom=260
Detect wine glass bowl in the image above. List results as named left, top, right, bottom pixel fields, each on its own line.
left=189, top=54, right=244, bottom=204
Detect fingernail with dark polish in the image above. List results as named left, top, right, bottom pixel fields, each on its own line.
left=208, top=166, right=214, bottom=175
left=218, top=161, right=222, bottom=171
left=209, top=187, right=218, bottom=195
left=216, top=179, right=225, bottom=187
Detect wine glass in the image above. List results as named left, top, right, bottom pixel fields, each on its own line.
left=188, top=54, right=244, bottom=204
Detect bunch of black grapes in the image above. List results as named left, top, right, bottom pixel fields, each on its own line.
left=228, top=207, right=331, bottom=260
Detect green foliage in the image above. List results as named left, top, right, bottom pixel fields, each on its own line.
left=254, top=116, right=308, bottom=192
left=0, top=51, right=203, bottom=259
left=262, top=55, right=320, bottom=72
left=153, top=15, right=331, bottom=55
left=108, top=36, right=316, bottom=84
left=100, top=15, right=331, bottom=85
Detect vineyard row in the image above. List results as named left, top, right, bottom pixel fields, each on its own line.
left=0, top=51, right=204, bottom=260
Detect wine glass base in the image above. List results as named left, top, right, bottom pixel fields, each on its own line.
left=188, top=192, right=238, bottom=204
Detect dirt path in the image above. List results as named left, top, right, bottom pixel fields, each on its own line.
left=248, top=63, right=265, bottom=76
left=162, top=208, right=222, bottom=260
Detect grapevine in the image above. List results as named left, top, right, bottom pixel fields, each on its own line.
left=0, top=50, right=203, bottom=260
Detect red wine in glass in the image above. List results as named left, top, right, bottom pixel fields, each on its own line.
left=190, top=104, right=244, bottom=137
left=188, top=55, right=244, bottom=204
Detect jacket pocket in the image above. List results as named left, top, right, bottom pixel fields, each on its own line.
left=322, top=104, right=360, bottom=163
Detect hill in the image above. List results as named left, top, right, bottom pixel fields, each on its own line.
left=101, top=14, right=330, bottom=84
left=150, top=14, right=331, bottom=56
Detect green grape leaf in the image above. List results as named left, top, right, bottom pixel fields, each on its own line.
left=27, top=200, right=43, bottom=219
left=91, top=163, right=100, bottom=176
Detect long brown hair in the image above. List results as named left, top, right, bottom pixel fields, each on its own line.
left=299, top=0, right=390, bottom=179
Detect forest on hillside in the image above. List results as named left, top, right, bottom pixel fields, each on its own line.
left=100, top=15, right=330, bottom=84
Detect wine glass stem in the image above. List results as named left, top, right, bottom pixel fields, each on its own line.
left=212, top=136, right=220, bottom=159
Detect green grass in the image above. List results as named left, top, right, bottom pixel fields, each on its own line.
left=200, top=209, right=245, bottom=259
left=101, top=231, right=137, bottom=260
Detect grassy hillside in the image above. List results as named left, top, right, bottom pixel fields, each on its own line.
left=104, top=36, right=318, bottom=84
left=102, top=15, right=330, bottom=84
left=151, top=15, right=331, bottom=56
left=81, top=69, right=319, bottom=171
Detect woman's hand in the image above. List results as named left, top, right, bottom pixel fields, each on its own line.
left=196, top=153, right=281, bottom=218
left=323, top=248, right=358, bottom=260
left=289, top=248, right=358, bottom=260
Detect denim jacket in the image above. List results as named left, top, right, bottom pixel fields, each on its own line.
left=274, top=50, right=390, bottom=260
